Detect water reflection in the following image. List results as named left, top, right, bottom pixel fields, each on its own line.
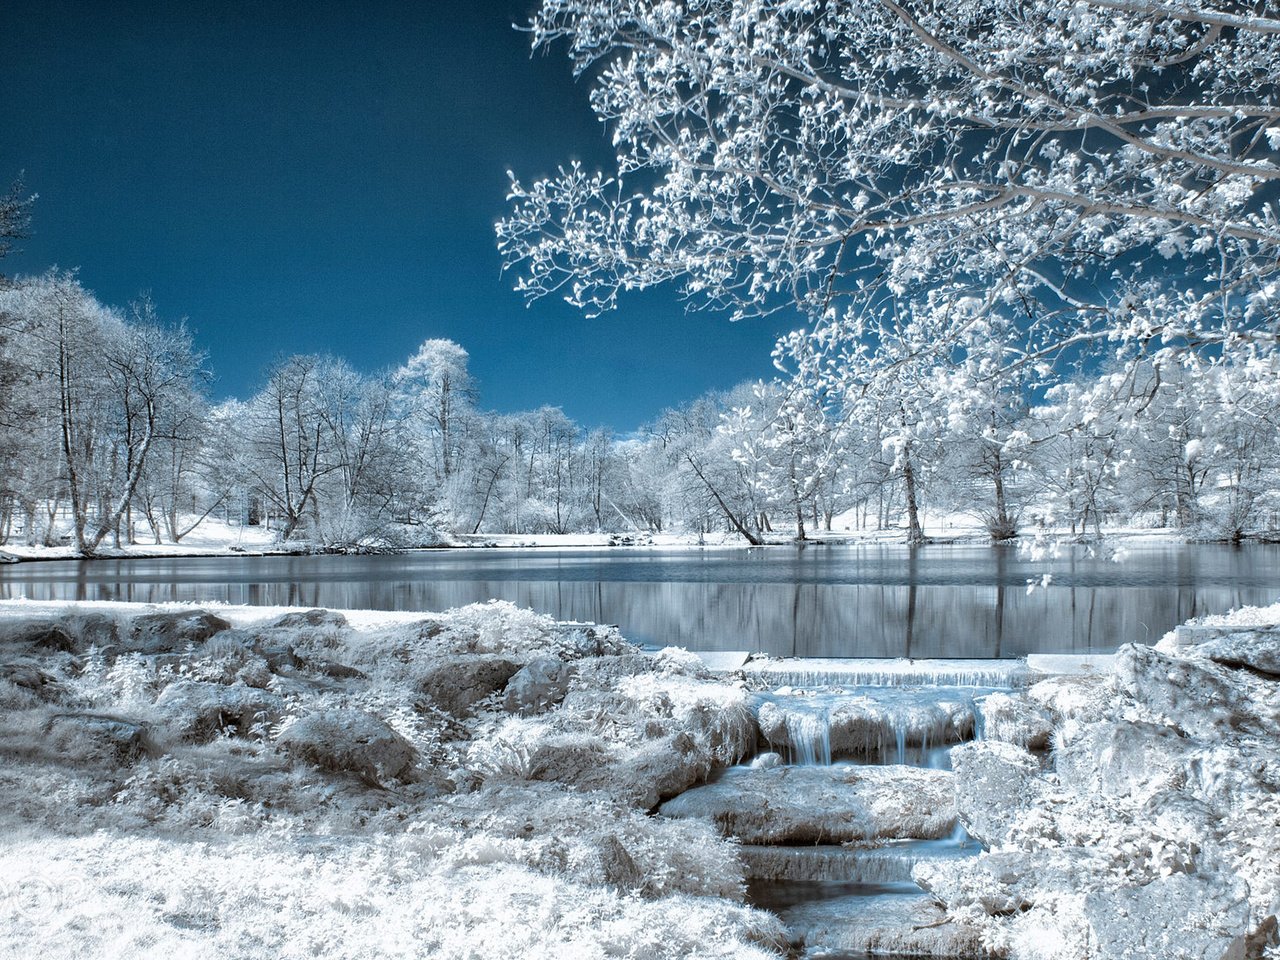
left=1, top=544, right=1276, bottom=658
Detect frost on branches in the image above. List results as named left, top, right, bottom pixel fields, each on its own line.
left=499, top=1, right=1280, bottom=516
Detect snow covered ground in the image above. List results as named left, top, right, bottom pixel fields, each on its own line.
left=0, top=510, right=1201, bottom=564
left=0, top=598, right=782, bottom=959
left=3, top=596, right=1278, bottom=958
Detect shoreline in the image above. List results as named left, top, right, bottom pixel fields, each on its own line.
left=2, top=526, right=1270, bottom=566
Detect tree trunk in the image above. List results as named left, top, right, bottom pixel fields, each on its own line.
left=902, top=454, right=925, bottom=545
left=685, top=455, right=762, bottom=545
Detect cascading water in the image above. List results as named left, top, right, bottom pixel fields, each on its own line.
left=732, top=670, right=1010, bottom=958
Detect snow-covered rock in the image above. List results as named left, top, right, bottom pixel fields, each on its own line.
left=503, top=656, right=573, bottom=714
left=127, top=610, right=231, bottom=655
left=782, top=892, right=987, bottom=958
left=277, top=709, right=417, bottom=785
left=979, top=691, right=1054, bottom=750
left=949, top=741, right=1043, bottom=848
left=417, top=655, right=521, bottom=717
left=659, top=763, right=956, bottom=844
left=155, top=679, right=284, bottom=742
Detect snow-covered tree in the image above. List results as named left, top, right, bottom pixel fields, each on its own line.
left=500, top=0, right=1280, bottom=394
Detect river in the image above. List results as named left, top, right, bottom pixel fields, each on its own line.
left=1, top=542, right=1277, bottom=658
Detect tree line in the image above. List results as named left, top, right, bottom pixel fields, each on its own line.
left=2, top=265, right=1277, bottom=553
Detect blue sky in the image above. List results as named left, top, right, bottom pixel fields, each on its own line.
left=0, top=0, right=787, bottom=430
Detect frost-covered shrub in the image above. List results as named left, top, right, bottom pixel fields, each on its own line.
left=614, top=673, right=757, bottom=766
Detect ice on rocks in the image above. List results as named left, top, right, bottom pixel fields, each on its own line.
left=659, top=763, right=957, bottom=844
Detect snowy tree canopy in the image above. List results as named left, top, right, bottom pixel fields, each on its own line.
left=498, top=0, right=1280, bottom=374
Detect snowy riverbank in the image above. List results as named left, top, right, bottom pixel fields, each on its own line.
left=1, top=597, right=1278, bottom=958
left=0, top=515, right=1234, bottom=565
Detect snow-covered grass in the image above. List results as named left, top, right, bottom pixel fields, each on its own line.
left=0, top=598, right=785, bottom=960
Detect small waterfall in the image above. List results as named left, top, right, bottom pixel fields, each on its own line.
left=743, top=657, right=1032, bottom=689
left=780, top=702, right=833, bottom=765
left=754, top=685, right=992, bottom=765
left=741, top=840, right=977, bottom=885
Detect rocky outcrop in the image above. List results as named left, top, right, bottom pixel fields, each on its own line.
left=926, top=629, right=1280, bottom=958
left=277, top=709, right=416, bottom=785
left=660, top=764, right=956, bottom=844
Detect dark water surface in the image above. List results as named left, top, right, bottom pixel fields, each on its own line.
left=1, top=543, right=1277, bottom=657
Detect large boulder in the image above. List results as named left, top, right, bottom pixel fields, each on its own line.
left=504, top=656, right=574, bottom=715
left=155, top=680, right=284, bottom=742
left=916, top=846, right=1119, bottom=916
left=1, top=658, right=61, bottom=702
left=0, top=620, right=81, bottom=654
left=659, top=763, right=955, bottom=844
left=127, top=610, right=231, bottom=655
left=1114, top=643, right=1278, bottom=741
left=950, top=741, right=1043, bottom=848
left=44, top=711, right=153, bottom=763
left=266, top=608, right=349, bottom=631
left=1055, top=720, right=1197, bottom=801
left=277, top=709, right=416, bottom=785
left=417, top=655, right=521, bottom=716
left=1194, top=629, right=1280, bottom=678
left=1084, top=871, right=1251, bottom=960
left=589, top=732, right=710, bottom=810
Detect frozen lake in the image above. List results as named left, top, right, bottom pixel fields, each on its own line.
left=1, top=543, right=1277, bottom=658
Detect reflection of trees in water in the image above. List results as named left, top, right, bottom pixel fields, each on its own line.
left=1, top=546, right=1277, bottom=657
